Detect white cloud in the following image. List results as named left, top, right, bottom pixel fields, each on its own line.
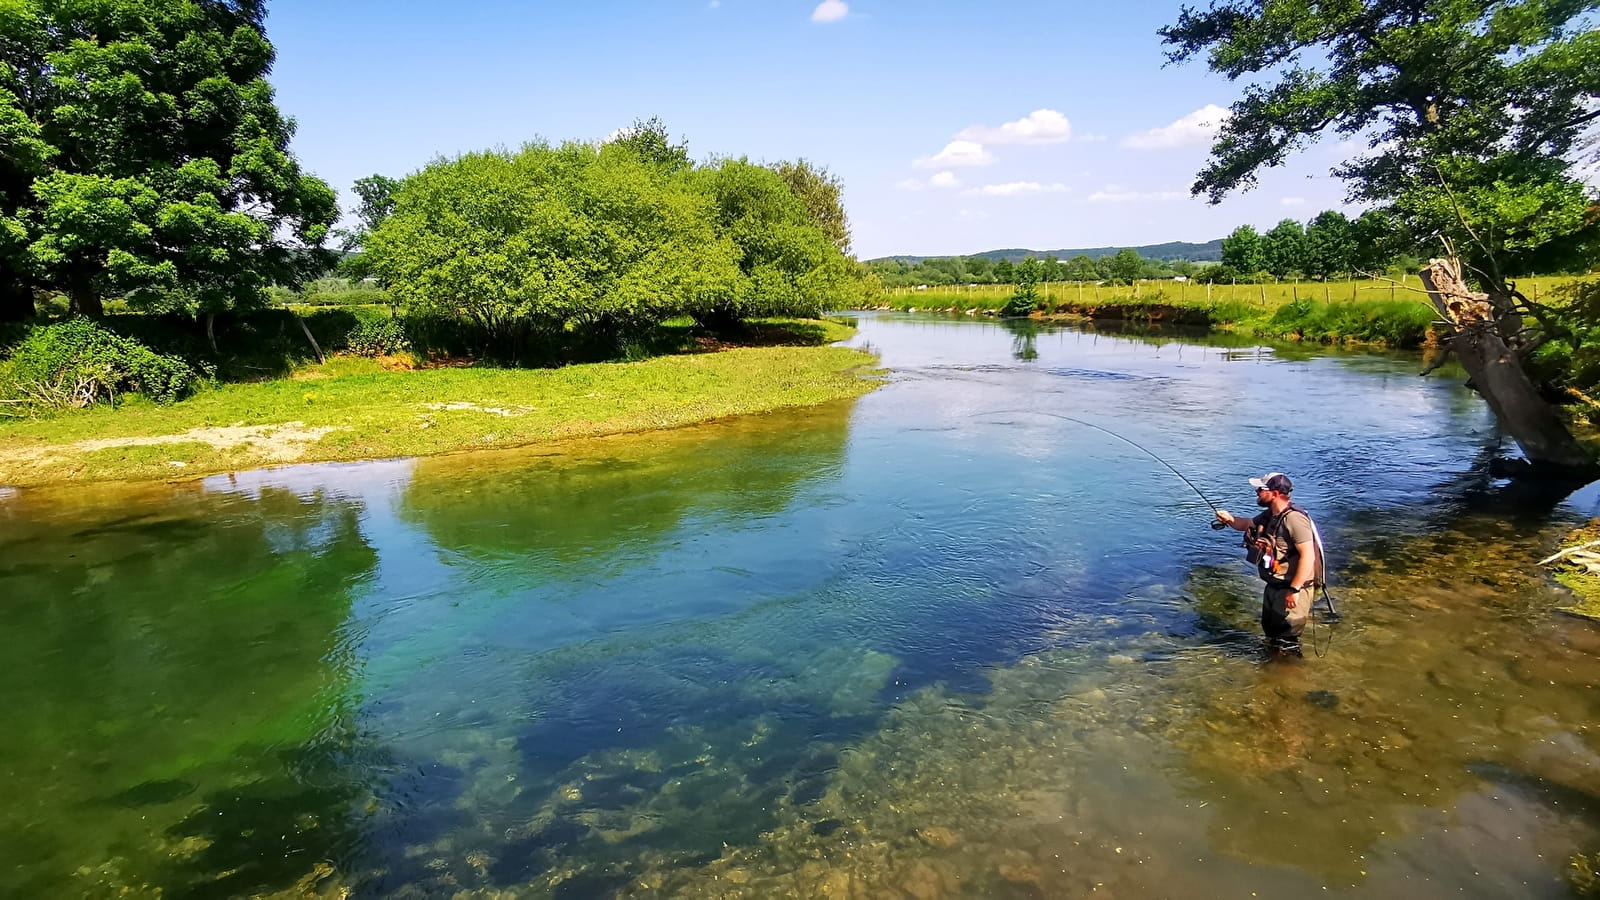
left=973, top=181, right=1070, bottom=196
left=1122, top=104, right=1231, bottom=150
left=811, top=0, right=848, bottom=22
left=1281, top=196, right=1307, bottom=207
left=896, top=172, right=962, bottom=190
left=914, top=140, right=994, bottom=168
left=1086, top=185, right=1185, bottom=203
left=1076, top=133, right=1109, bottom=143
left=957, top=109, right=1072, bottom=146
left=959, top=209, right=991, bottom=220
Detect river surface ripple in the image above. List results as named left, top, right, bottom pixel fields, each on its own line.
left=2, top=314, right=1597, bottom=899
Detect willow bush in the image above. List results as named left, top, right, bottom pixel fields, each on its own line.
left=365, top=139, right=868, bottom=362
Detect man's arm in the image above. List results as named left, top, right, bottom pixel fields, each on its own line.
left=1286, top=540, right=1316, bottom=608
left=1214, top=510, right=1252, bottom=531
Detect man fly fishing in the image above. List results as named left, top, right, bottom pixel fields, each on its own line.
left=1214, top=473, right=1324, bottom=657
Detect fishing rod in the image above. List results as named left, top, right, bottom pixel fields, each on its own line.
left=975, top=408, right=1343, bottom=654
left=972, top=408, right=1230, bottom=528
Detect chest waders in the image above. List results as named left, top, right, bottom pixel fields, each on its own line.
left=1251, top=503, right=1340, bottom=656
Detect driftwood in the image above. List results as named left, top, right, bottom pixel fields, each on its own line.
left=1539, top=540, right=1600, bottom=566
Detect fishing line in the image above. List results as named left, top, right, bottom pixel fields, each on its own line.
left=970, top=408, right=1227, bottom=524
left=973, top=407, right=1344, bottom=657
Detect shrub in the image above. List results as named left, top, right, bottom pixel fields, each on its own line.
left=346, top=317, right=411, bottom=356
left=4, top=317, right=206, bottom=410
left=1000, top=293, right=1038, bottom=317
left=1263, top=297, right=1434, bottom=346
left=297, top=288, right=391, bottom=307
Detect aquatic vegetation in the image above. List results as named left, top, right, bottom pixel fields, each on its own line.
left=1574, top=851, right=1600, bottom=895
left=1547, top=521, right=1600, bottom=621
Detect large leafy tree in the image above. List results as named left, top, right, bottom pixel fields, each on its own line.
left=367, top=142, right=743, bottom=357
left=1220, top=224, right=1264, bottom=273
left=336, top=173, right=398, bottom=281
left=0, top=0, right=336, bottom=320
left=690, top=157, right=864, bottom=328
left=1163, top=0, right=1600, bottom=472
left=772, top=158, right=852, bottom=253
left=1107, top=248, right=1145, bottom=284
left=1304, top=210, right=1356, bottom=280
left=1261, top=218, right=1307, bottom=278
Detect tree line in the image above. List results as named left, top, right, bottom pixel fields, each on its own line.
left=0, top=0, right=866, bottom=377
left=1218, top=210, right=1408, bottom=283
left=869, top=250, right=1206, bottom=288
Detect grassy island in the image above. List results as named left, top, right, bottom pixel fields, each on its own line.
left=0, top=318, right=879, bottom=487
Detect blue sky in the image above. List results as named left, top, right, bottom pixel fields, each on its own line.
left=266, top=0, right=1360, bottom=259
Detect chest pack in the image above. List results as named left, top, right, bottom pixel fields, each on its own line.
left=1244, top=503, right=1327, bottom=586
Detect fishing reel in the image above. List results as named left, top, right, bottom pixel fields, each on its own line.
left=1209, top=519, right=1228, bottom=530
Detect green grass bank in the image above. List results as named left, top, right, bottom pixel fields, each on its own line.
left=860, top=275, right=1585, bottom=347
left=0, top=318, right=880, bottom=487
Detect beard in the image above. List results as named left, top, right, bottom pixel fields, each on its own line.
left=1256, top=495, right=1272, bottom=508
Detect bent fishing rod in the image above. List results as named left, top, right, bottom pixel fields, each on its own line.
left=972, top=408, right=1230, bottom=528
left=975, top=407, right=1342, bottom=632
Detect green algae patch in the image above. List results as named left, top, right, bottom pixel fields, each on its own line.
left=1545, top=521, right=1600, bottom=621
left=0, top=319, right=880, bottom=486
left=1573, top=851, right=1600, bottom=896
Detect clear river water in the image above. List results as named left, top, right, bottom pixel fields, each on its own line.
left=2, top=314, right=1597, bottom=899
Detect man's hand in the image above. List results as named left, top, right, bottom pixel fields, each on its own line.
left=1215, top=510, right=1235, bottom=526
left=1284, top=588, right=1297, bottom=610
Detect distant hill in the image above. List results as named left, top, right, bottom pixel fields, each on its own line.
left=873, top=239, right=1224, bottom=264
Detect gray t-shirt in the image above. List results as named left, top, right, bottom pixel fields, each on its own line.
left=1249, top=507, right=1318, bottom=585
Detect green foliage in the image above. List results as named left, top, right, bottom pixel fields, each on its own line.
left=1221, top=226, right=1263, bottom=274
left=3, top=317, right=205, bottom=411
left=368, top=142, right=727, bottom=357
left=1264, top=298, right=1437, bottom=346
left=1530, top=280, right=1600, bottom=398
left=367, top=138, right=865, bottom=360
left=1000, top=258, right=1043, bottom=315
left=351, top=175, right=399, bottom=234
left=1106, top=248, right=1144, bottom=284
left=773, top=159, right=852, bottom=253
left=1162, top=0, right=1600, bottom=294
left=1261, top=219, right=1306, bottom=279
left=345, top=317, right=410, bottom=357
left=1573, top=851, right=1600, bottom=896
left=1304, top=210, right=1356, bottom=280
left=1064, top=254, right=1097, bottom=281
left=693, top=157, right=861, bottom=325
left=0, top=0, right=337, bottom=317
left=296, top=289, right=391, bottom=308
left=335, top=174, right=400, bottom=264
left=605, top=116, right=692, bottom=172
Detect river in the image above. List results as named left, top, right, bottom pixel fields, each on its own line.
left=2, top=314, right=1596, bottom=898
